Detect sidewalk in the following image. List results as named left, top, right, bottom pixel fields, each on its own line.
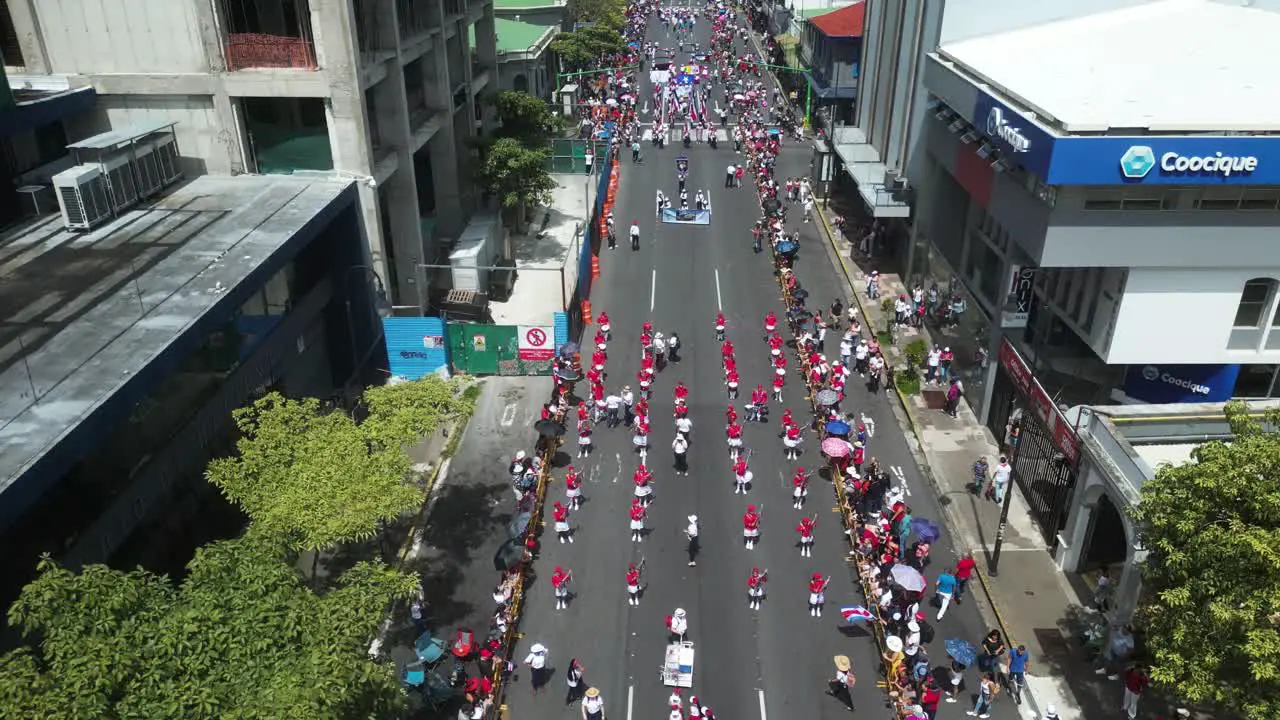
left=810, top=205, right=1124, bottom=720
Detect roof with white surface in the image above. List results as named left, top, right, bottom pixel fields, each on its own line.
left=938, top=0, right=1280, bottom=132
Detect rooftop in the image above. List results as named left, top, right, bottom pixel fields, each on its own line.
left=495, top=17, right=556, bottom=54
left=488, top=173, right=590, bottom=326
left=0, top=174, right=354, bottom=497
left=938, top=0, right=1280, bottom=132
left=808, top=1, right=865, bottom=38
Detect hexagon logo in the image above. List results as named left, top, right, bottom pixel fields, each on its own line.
left=1120, top=145, right=1156, bottom=179
left=1142, top=365, right=1160, bottom=382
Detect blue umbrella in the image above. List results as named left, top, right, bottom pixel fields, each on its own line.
left=825, top=420, right=851, bottom=436
left=913, top=518, right=942, bottom=544
left=776, top=239, right=799, bottom=254
left=944, top=638, right=977, bottom=667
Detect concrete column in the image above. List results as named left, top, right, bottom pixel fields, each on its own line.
left=374, top=57, right=426, bottom=306
left=428, top=37, right=464, bottom=239
left=6, top=0, right=49, bottom=73
left=474, top=3, right=497, bottom=70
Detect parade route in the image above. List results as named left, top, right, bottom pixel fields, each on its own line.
left=499, top=8, right=1019, bottom=720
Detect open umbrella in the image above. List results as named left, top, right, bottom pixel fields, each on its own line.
left=534, top=419, right=567, bottom=437
left=825, top=420, right=851, bottom=436
left=913, top=518, right=942, bottom=544
left=775, top=239, right=798, bottom=255
left=553, top=365, right=582, bottom=383
left=821, top=437, right=852, bottom=457
left=507, top=511, right=533, bottom=539
left=558, top=342, right=580, bottom=357
left=890, top=564, right=927, bottom=593
left=815, top=389, right=840, bottom=406
left=733, top=93, right=746, bottom=101
left=493, top=538, right=526, bottom=571
left=762, top=198, right=781, bottom=214
left=792, top=287, right=810, bottom=301
left=944, top=638, right=978, bottom=667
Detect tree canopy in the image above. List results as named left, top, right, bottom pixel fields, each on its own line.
left=566, top=0, right=625, bottom=25
left=478, top=137, right=558, bottom=210
left=492, top=90, right=563, bottom=148
left=362, top=376, right=477, bottom=453
left=550, top=23, right=628, bottom=71
left=1135, top=400, right=1280, bottom=719
left=0, top=534, right=419, bottom=720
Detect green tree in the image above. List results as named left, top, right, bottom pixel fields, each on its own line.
left=205, top=392, right=423, bottom=566
left=550, top=23, right=628, bottom=71
left=0, top=534, right=419, bottom=719
left=479, top=137, right=557, bottom=217
left=566, top=0, right=625, bottom=25
left=492, top=90, right=563, bottom=148
left=1135, top=400, right=1280, bottom=719
left=361, top=377, right=477, bottom=453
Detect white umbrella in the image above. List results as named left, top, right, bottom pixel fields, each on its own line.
left=606, top=98, right=618, bottom=107
left=890, top=564, right=927, bottom=593
left=733, top=93, right=746, bottom=101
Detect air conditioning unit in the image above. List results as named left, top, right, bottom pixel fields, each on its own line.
left=53, top=165, right=114, bottom=230
left=100, top=153, right=139, bottom=212
left=131, top=134, right=183, bottom=197
left=149, top=133, right=183, bottom=186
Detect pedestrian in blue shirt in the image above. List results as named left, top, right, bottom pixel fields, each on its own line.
left=1007, top=644, right=1030, bottom=697
left=934, top=572, right=957, bottom=621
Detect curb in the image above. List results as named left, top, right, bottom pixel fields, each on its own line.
left=813, top=211, right=1045, bottom=717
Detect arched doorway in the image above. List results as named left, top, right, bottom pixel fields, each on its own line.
left=513, top=73, right=529, bottom=93
left=1083, top=492, right=1128, bottom=568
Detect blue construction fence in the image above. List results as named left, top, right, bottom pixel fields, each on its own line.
left=567, top=144, right=615, bottom=340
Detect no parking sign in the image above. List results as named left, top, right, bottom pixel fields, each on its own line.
left=518, top=326, right=554, bottom=361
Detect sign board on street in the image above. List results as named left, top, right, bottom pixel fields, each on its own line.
left=518, top=326, right=555, bottom=361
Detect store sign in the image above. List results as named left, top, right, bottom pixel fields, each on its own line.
left=1047, top=135, right=1280, bottom=186
left=1123, top=363, right=1240, bottom=404
left=971, top=93, right=1057, bottom=179
left=1000, top=266, right=1036, bottom=329
left=997, top=338, right=1080, bottom=466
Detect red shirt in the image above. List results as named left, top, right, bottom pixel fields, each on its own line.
left=955, top=556, right=976, bottom=579
left=1124, top=668, right=1148, bottom=694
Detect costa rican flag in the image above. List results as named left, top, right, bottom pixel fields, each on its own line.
left=840, top=606, right=874, bottom=622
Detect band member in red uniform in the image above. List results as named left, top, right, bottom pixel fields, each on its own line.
left=591, top=348, right=607, bottom=374
left=634, top=459, right=654, bottom=505
left=796, top=515, right=817, bottom=557
left=673, top=381, right=690, bottom=407
left=565, top=466, right=583, bottom=510
left=743, top=504, right=761, bottom=549
left=721, top=338, right=735, bottom=361
left=726, top=421, right=744, bottom=461
left=748, top=385, right=768, bottom=422
left=553, top=501, right=573, bottom=544
left=733, top=458, right=751, bottom=495
left=638, top=369, right=652, bottom=400
left=551, top=566, right=572, bottom=610
left=763, top=310, right=777, bottom=340
left=783, top=423, right=803, bottom=461
left=598, top=311, right=611, bottom=340
left=771, top=373, right=785, bottom=403
left=773, top=352, right=787, bottom=376
left=767, top=333, right=784, bottom=358
left=577, top=402, right=590, bottom=424
left=626, top=563, right=642, bottom=606
left=633, top=420, right=651, bottom=461
left=629, top=498, right=648, bottom=543
left=746, top=566, right=767, bottom=610
left=715, top=311, right=727, bottom=342
left=578, top=418, right=593, bottom=458
left=792, top=467, right=809, bottom=509
left=726, top=368, right=741, bottom=399
left=725, top=404, right=738, bottom=427
left=642, top=320, right=653, bottom=335
left=780, top=407, right=794, bottom=433
left=807, top=573, right=829, bottom=617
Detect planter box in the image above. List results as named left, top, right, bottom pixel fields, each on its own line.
left=921, top=387, right=948, bottom=410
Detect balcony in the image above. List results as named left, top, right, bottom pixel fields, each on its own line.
left=226, top=33, right=317, bottom=70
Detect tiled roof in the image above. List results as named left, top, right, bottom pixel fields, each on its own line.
left=808, top=1, right=865, bottom=38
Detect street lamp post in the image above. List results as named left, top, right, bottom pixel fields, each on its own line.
left=344, top=265, right=393, bottom=386
left=988, top=452, right=1019, bottom=577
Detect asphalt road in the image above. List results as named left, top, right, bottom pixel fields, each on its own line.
left=499, top=11, right=1018, bottom=720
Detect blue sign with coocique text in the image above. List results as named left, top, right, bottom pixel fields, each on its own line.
left=969, top=90, right=1280, bottom=186
left=1122, top=363, right=1240, bottom=404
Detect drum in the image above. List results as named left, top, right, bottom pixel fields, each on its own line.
left=555, top=521, right=570, bottom=533
left=727, top=437, right=743, bottom=447
left=743, top=528, right=760, bottom=538
left=579, top=434, right=593, bottom=446
left=630, top=519, right=645, bottom=530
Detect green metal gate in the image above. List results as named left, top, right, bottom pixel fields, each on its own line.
left=446, top=323, right=554, bottom=376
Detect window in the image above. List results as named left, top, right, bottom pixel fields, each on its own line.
left=1083, top=189, right=1123, bottom=211
left=1234, top=278, right=1276, bottom=327
left=1240, top=189, right=1280, bottom=211
left=1197, top=187, right=1242, bottom=210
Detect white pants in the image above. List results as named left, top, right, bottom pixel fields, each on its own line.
left=1122, top=688, right=1140, bottom=719
left=936, top=592, right=953, bottom=620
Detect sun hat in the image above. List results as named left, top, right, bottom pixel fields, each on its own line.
left=586, top=687, right=601, bottom=698
left=833, top=655, right=852, bottom=672
left=885, top=635, right=904, bottom=653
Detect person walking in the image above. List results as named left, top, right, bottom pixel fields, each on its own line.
left=990, top=455, right=1012, bottom=504
left=550, top=568, right=572, bottom=611
left=524, top=643, right=551, bottom=695
left=626, top=562, right=642, bottom=607
left=581, top=687, right=605, bottom=720
left=673, top=433, right=690, bottom=475
left=565, top=658, right=586, bottom=705
left=1121, top=664, right=1148, bottom=720
left=966, top=672, right=999, bottom=717
left=685, top=514, right=700, bottom=566
left=553, top=501, right=573, bottom=544
left=621, top=385, right=635, bottom=426
left=629, top=499, right=647, bottom=543
left=826, top=654, right=856, bottom=711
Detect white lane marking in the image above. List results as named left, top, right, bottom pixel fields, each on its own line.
left=500, top=403, right=518, bottom=426
left=714, top=268, right=723, bottom=310
left=757, top=689, right=767, bottom=720
left=588, top=464, right=601, bottom=484
left=614, top=453, right=623, bottom=483
left=627, top=685, right=635, bottom=720
left=650, top=269, right=657, bottom=312
left=892, top=465, right=909, bottom=496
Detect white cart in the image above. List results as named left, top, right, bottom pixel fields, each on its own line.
left=660, top=641, right=695, bottom=687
